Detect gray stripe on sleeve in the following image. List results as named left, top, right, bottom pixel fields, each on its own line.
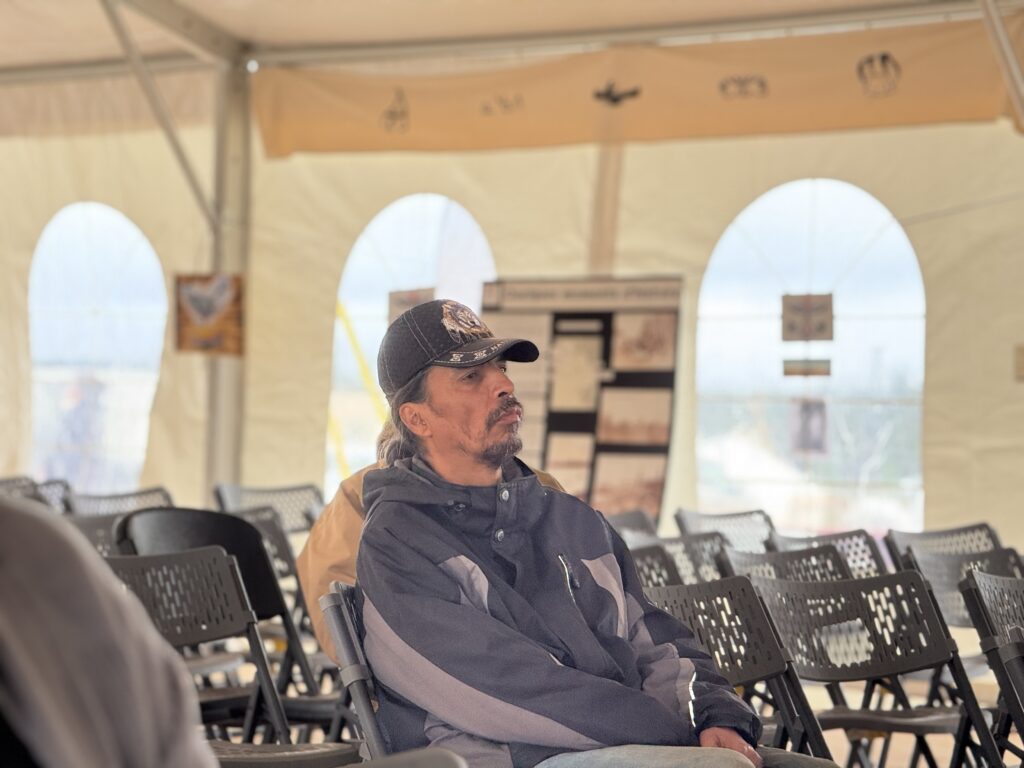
left=438, top=555, right=491, bottom=613
left=625, top=592, right=696, bottom=726
left=362, top=597, right=604, bottom=750
left=581, top=554, right=627, bottom=638
left=424, top=715, right=515, bottom=768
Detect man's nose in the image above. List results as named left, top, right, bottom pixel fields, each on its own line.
left=491, top=366, right=515, bottom=398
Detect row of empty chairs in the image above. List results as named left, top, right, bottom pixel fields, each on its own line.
left=607, top=506, right=1024, bottom=767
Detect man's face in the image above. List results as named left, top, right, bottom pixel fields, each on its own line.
left=416, top=357, right=524, bottom=470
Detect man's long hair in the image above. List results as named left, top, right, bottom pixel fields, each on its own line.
left=376, top=368, right=430, bottom=466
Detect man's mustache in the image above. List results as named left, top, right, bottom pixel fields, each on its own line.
left=486, top=395, right=523, bottom=430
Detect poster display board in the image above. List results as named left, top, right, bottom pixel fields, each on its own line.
left=482, top=277, right=682, bottom=519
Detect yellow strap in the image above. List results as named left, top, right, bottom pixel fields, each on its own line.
left=326, top=410, right=351, bottom=479
left=335, top=301, right=388, bottom=424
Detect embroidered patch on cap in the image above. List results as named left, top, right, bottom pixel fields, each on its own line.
left=441, top=300, right=493, bottom=343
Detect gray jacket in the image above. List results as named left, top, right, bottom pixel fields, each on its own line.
left=356, top=458, right=761, bottom=767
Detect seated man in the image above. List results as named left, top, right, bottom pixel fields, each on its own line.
left=296, top=421, right=564, bottom=658
left=354, top=300, right=837, bottom=768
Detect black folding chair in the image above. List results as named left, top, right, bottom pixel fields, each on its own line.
left=960, top=570, right=1024, bottom=764
left=605, top=509, right=658, bottom=539
left=0, top=474, right=36, bottom=498
left=675, top=508, right=774, bottom=553
left=32, top=479, right=73, bottom=514
left=645, top=576, right=832, bottom=759
left=660, top=533, right=727, bottom=584
left=70, top=486, right=173, bottom=516
left=751, top=571, right=1003, bottom=768
left=106, top=546, right=358, bottom=766
left=629, top=544, right=683, bottom=587
left=884, top=523, right=1001, bottom=566
left=216, top=483, right=324, bottom=533
left=67, top=512, right=123, bottom=557
left=116, top=507, right=352, bottom=740
left=770, top=529, right=889, bottom=579
left=721, top=544, right=852, bottom=583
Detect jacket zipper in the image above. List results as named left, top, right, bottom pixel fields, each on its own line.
left=557, top=553, right=581, bottom=610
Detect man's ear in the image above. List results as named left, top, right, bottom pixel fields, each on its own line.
left=399, top=401, right=432, bottom=439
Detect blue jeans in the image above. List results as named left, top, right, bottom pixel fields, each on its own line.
left=535, top=746, right=838, bottom=768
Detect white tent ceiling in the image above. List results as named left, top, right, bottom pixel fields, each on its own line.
left=1, top=0, right=1018, bottom=74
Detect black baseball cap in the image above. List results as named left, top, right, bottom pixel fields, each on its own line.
left=377, top=299, right=539, bottom=399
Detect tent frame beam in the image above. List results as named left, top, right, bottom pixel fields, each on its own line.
left=251, top=0, right=1024, bottom=66
left=120, top=0, right=244, bottom=64
left=979, top=0, right=1024, bottom=125
left=97, top=0, right=219, bottom=231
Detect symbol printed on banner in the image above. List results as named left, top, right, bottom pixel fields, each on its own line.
left=593, top=80, right=642, bottom=107
left=481, top=92, right=525, bottom=116
left=856, top=52, right=901, bottom=97
left=719, top=75, right=769, bottom=99
left=380, top=88, right=411, bottom=132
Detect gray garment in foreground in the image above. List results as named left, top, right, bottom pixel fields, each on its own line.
left=0, top=496, right=217, bottom=768
left=536, top=746, right=839, bottom=768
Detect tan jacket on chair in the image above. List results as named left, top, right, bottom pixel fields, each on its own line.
left=297, top=462, right=565, bottom=660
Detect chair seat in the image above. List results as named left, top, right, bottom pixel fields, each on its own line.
left=186, top=651, right=246, bottom=679
left=903, top=652, right=990, bottom=682
left=816, top=705, right=965, bottom=735
left=198, top=685, right=255, bottom=719
left=209, top=739, right=360, bottom=767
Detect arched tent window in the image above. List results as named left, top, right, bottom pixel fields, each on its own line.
left=325, top=194, right=496, bottom=492
left=696, top=179, right=924, bottom=535
left=29, top=202, right=168, bottom=493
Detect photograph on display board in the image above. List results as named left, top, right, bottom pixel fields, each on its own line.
left=596, top=388, right=673, bottom=446
left=590, top=453, right=668, bottom=518
left=544, top=433, right=595, bottom=500
left=792, top=398, right=828, bottom=454
left=611, top=312, right=677, bottom=371
left=176, top=274, right=244, bottom=355
left=549, top=335, right=604, bottom=411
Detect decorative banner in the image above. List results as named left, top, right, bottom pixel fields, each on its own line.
left=783, top=359, right=831, bottom=377
left=175, top=274, right=243, bottom=355
left=253, top=16, right=1024, bottom=155
left=782, top=294, right=834, bottom=341
left=792, top=398, right=828, bottom=454
left=483, top=276, right=682, bottom=520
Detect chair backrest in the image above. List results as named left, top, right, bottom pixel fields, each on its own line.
left=907, top=547, right=1024, bottom=629
left=675, top=508, right=774, bottom=553
left=884, top=523, right=1001, bottom=565
left=660, top=533, right=726, bottom=584
left=215, top=483, right=323, bottom=533
left=234, top=506, right=300, bottom=582
left=629, top=544, right=682, bottom=587
left=750, top=571, right=953, bottom=683
left=70, top=486, right=174, bottom=516
left=646, top=577, right=832, bottom=759
left=605, top=509, right=657, bottom=538
left=106, top=546, right=256, bottom=646
left=106, top=546, right=294, bottom=743
left=722, top=544, right=852, bottom=583
left=67, top=513, right=123, bottom=557
left=0, top=475, right=36, bottom=497
left=320, top=583, right=387, bottom=760
left=959, top=571, right=1024, bottom=746
left=32, top=479, right=73, bottom=514
left=116, top=507, right=287, bottom=622
left=770, top=529, right=888, bottom=579
left=961, top=569, right=1024, bottom=645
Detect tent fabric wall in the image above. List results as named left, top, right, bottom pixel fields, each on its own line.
left=0, top=73, right=215, bottom=506
left=1, top=70, right=1023, bottom=549
left=243, top=120, right=1024, bottom=549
